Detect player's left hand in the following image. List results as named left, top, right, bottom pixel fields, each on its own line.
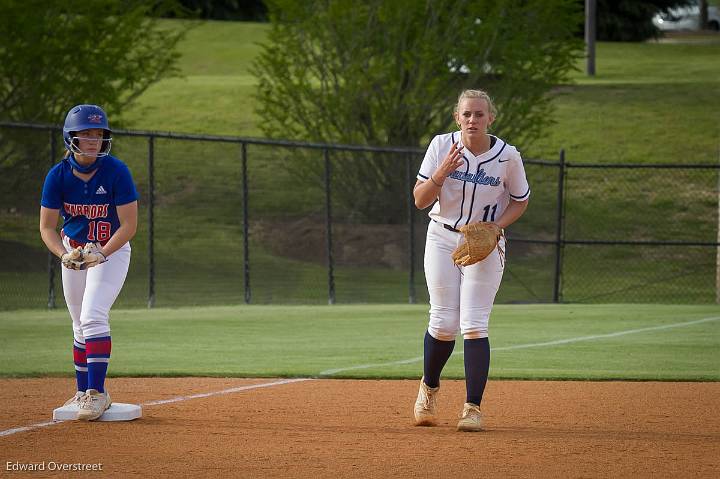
left=80, top=242, right=107, bottom=269
left=451, top=222, right=504, bottom=266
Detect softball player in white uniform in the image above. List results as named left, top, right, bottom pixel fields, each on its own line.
left=39, top=104, right=138, bottom=421
left=412, top=90, right=530, bottom=431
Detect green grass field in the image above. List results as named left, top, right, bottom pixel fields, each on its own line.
left=121, top=20, right=266, bottom=136
left=1, top=304, right=718, bottom=380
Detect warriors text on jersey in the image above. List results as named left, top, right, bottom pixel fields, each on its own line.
left=417, top=132, right=530, bottom=228
left=41, top=154, right=139, bottom=244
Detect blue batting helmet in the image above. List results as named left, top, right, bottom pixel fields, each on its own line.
left=63, top=104, right=112, bottom=157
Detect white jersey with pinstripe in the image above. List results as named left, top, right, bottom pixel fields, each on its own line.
left=417, top=132, right=530, bottom=228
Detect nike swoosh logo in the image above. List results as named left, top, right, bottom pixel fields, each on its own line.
left=498, top=158, right=510, bottom=163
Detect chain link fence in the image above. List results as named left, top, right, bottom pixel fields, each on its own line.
left=0, top=122, right=717, bottom=310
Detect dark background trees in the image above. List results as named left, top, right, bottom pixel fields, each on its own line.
left=0, top=0, right=189, bottom=204
left=594, top=0, right=694, bottom=41
left=174, top=1, right=702, bottom=41
left=175, top=0, right=268, bottom=20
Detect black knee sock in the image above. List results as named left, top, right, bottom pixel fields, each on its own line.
left=423, top=330, right=455, bottom=388
left=464, top=337, right=490, bottom=405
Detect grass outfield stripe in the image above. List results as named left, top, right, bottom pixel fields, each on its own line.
left=491, top=316, right=720, bottom=352
left=319, top=356, right=424, bottom=376
left=0, top=378, right=312, bottom=439
left=319, top=316, right=720, bottom=376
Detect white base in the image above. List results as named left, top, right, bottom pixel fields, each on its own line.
left=53, top=402, right=142, bottom=422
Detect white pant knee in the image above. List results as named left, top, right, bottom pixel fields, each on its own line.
left=460, top=309, right=490, bottom=339
left=428, top=305, right=460, bottom=341
left=81, top=322, right=110, bottom=339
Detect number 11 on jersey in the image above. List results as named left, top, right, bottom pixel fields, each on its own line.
left=482, top=204, right=497, bottom=222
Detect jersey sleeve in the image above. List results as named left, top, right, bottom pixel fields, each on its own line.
left=417, top=135, right=440, bottom=181
left=40, top=166, right=62, bottom=209
left=506, top=149, right=531, bottom=201
left=113, top=163, right=139, bottom=206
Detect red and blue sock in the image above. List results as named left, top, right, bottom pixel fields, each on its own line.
left=73, top=339, right=88, bottom=392
left=464, top=337, right=490, bottom=406
left=85, top=336, right=111, bottom=393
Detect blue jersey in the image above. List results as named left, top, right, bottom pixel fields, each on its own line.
left=41, top=154, right=139, bottom=244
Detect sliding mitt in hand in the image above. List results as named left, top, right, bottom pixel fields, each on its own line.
left=61, top=243, right=107, bottom=270
left=61, top=247, right=85, bottom=270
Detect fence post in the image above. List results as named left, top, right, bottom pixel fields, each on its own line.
left=407, top=154, right=416, bottom=304
left=242, top=142, right=251, bottom=304
left=47, top=129, right=57, bottom=309
left=585, top=0, right=597, bottom=76
left=147, top=136, right=155, bottom=308
left=324, top=148, right=336, bottom=305
left=553, top=149, right=567, bottom=303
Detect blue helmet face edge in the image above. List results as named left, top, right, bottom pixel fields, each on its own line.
left=62, top=104, right=113, bottom=157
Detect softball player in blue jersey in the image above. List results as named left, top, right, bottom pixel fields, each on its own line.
left=39, top=104, right=138, bottom=421
left=412, top=90, right=530, bottom=431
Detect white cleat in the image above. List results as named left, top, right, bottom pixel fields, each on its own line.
left=413, top=378, right=440, bottom=426
left=77, top=389, right=112, bottom=421
left=63, top=391, right=85, bottom=407
left=457, top=402, right=482, bottom=432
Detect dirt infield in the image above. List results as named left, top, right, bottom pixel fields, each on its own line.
left=1, top=378, right=719, bottom=478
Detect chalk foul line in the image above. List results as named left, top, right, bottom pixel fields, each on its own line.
left=142, top=377, right=311, bottom=406
left=0, top=378, right=311, bottom=438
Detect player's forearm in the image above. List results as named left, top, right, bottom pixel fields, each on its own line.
left=39, top=207, right=66, bottom=257
left=101, top=223, right=137, bottom=257
left=414, top=178, right=442, bottom=209
left=495, top=199, right=528, bottom=229
left=40, top=228, right=67, bottom=258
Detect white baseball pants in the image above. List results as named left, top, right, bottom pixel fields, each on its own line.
left=61, top=237, right=131, bottom=342
left=423, top=220, right=505, bottom=341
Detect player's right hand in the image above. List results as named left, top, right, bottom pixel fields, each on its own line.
left=80, top=242, right=107, bottom=269
left=61, top=247, right=84, bottom=270
left=436, top=142, right=465, bottom=178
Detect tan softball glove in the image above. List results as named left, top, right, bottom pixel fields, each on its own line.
left=451, top=222, right=504, bottom=267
